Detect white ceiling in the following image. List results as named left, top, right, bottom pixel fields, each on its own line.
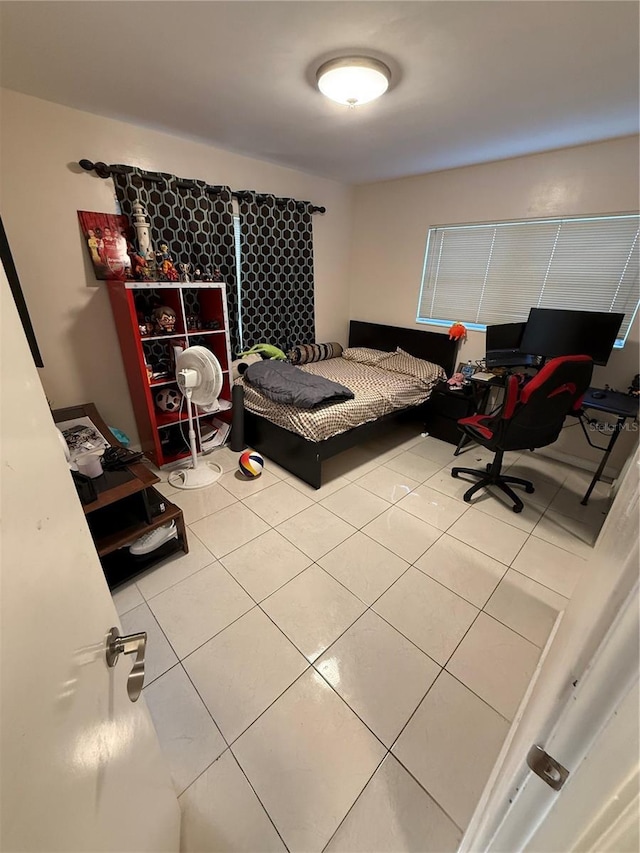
left=1, top=1, right=638, bottom=184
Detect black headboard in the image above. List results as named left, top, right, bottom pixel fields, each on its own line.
left=348, top=320, right=458, bottom=377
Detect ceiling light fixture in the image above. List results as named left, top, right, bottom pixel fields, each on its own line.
left=316, top=57, right=391, bottom=107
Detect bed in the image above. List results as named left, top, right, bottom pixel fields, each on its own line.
left=241, top=320, right=459, bottom=488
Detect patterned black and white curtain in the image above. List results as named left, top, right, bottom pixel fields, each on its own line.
left=111, top=167, right=240, bottom=353
left=238, top=193, right=315, bottom=353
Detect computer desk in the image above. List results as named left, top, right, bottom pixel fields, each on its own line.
left=453, top=374, right=505, bottom=456
left=455, top=370, right=534, bottom=456
left=578, top=388, right=639, bottom=505
left=458, top=375, right=638, bottom=505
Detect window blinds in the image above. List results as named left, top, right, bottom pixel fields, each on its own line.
left=417, top=214, right=640, bottom=345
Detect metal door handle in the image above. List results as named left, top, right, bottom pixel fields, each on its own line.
left=106, top=627, right=147, bottom=702
left=526, top=744, right=569, bottom=790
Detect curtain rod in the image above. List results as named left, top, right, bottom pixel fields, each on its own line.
left=78, top=159, right=326, bottom=214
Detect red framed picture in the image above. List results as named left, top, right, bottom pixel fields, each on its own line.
left=78, top=211, right=133, bottom=280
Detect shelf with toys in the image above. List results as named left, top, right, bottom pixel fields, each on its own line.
left=107, top=279, right=233, bottom=468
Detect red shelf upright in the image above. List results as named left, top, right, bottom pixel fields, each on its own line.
left=107, top=281, right=233, bottom=467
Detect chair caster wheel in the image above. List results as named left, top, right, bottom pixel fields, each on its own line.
left=513, top=505, right=523, bottom=513
left=463, top=494, right=472, bottom=503
left=452, top=471, right=460, bottom=479
left=525, top=485, right=535, bottom=494
left=486, top=464, right=492, bottom=472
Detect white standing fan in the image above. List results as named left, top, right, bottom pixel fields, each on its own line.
left=168, top=346, right=224, bottom=490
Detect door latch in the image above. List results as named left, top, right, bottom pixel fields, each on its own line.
left=526, top=744, right=569, bottom=791
left=106, top=627, right=147, bottom=702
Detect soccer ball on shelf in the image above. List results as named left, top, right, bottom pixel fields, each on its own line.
left=155, top=388, right=182, bottom=413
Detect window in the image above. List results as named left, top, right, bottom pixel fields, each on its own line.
left=416, top=213, right=640, bottom=347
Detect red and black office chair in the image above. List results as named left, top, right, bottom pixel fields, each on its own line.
left=452, top=355, right=593, bottom=513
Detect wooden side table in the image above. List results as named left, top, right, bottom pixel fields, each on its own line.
left=53, top=402, right=188, bottom=589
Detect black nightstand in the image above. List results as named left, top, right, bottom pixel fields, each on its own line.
left=424, top=382, right=477, bottom=445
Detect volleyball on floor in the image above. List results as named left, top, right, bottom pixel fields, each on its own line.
left=238, top=451, right=264, bottom=478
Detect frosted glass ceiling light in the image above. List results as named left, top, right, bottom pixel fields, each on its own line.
left=316, top=57, right=391, bottom=107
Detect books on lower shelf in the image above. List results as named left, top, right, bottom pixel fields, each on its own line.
left=200, top=417, right=231, bottom=451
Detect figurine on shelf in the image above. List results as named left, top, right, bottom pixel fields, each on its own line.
left=145, top=252, right=158, bottom=280
left=156, top=242, right=179, bottom=281
left=178, top=262, right=192, bottom=282
left=136, top=310, right=148, bottom=336
left=132, top=201, right=154, bottom=263
left=156, top=242, right=171, bottom=264
left=193, top=267, right=203, bottom=281
left=151, top=305, right=177, bottom=335
left=127, top=239, right=149, bottom=281
left=204, top=319, right=221, bottom=331
left=212, top=268, right=223, bottom=282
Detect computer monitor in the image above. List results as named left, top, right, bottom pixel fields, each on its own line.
left=520, top=308, right=624, bottom=366
left=486, top=322, right=527, bottom=352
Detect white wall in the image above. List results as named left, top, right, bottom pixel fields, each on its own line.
left=0, top=89, right=353, bottom=445
left=349, top=137, right=640, bottom=472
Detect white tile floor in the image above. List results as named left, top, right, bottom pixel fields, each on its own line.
left=112, top=428, right=609, bottom=852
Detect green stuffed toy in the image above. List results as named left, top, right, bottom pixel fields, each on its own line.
left=238, top=343, right=287, bottom=361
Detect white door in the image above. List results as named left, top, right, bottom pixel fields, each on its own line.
left=0, top=271, right=180, bottom=852
left=527, top=678, right=639, bottom=853
left=461, top=448, right=639, bottom=851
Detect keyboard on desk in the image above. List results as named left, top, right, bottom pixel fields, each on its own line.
left=485, top=349, right=540, bottom=368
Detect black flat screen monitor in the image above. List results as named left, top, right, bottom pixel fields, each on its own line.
left=520, top=308, right=624, bottom=366
left=486, top=322, right=527, bottom=352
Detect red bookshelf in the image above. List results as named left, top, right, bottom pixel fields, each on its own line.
left=107, top=281, right=233, bottom=467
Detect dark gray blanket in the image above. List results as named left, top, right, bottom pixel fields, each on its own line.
left=244, top=360, right=355, bottom=409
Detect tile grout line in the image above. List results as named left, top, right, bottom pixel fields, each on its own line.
left=174, top=619, right=296, bottom=852
left=234, top=564, right=465, bottom=796
left=171, top=599, right=258, bottom=662
left=499, top=565, right=575, bottom=601
left=147, top=539, right=549, bottom=785
left=383, top=667, right=470, bottom=833
left=189, top=499, right=275, bottom=558
left=225, top=747, right=293, bottom=853
left=134, top=600, right=185, bottom=683
left=142, top=659, right=182, bottom=692
left=412, top=547, right=510, bottom=610
left=178, top=738, right=292, bottom=853
left=134, top=522, right=221, bottom=601
left=480, top=588, right=560, bottom=648
left=134, top=438, right=598, bottom=850
left=155, top=445, right=493, bottom=592
left=141, top=451, right=586, bottom=664
left=319, top=751, right=390, bottom=852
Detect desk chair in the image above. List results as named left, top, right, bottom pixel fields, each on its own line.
left=452, top=355, right=593, bottom=513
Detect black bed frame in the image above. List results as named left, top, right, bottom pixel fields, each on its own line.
left=244, top=321, right=458, bottom=488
